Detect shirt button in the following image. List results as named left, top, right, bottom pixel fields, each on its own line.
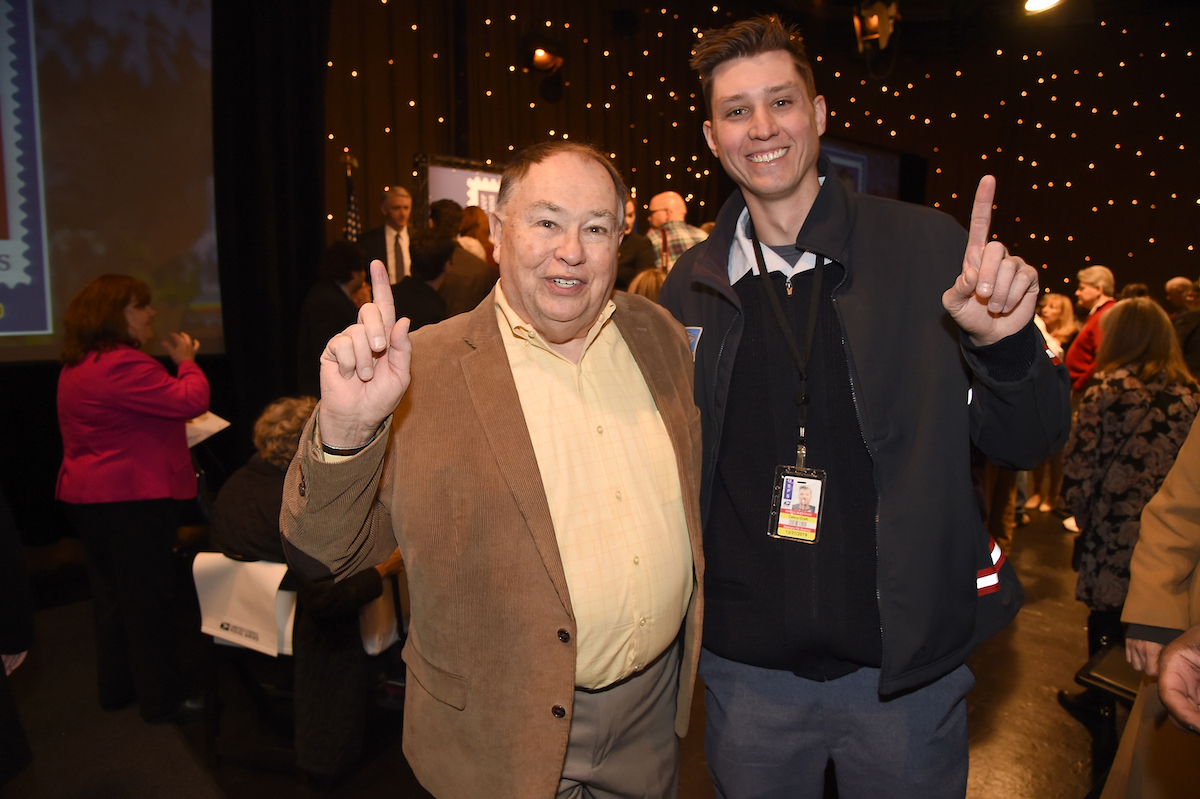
left=639, top=617, right=646, bottom=627
left=596, top=425, right=604, bottom=435
left=298, top=473, right=307, bottom=497
left=558, top=629, right=571, bottom=643
left=552, top=705, right=566, bottom=718
left=615, top=490, right=622, bottom=501
left=633, top=556, right=640, bottom=566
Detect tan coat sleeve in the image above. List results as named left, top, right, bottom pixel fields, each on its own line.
left=1124, top=420, right=1200, bottom=631
left=279, top=411, right=399, bottom=584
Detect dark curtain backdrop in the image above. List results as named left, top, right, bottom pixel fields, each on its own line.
left=0, top=1, right=332, bottom=544
left=323, top=0, right=733, bottom=234
left=213, top=0, right=332, bottom=420
left=323, top=0, right=1200, bottom=297
left=5, top=0, right=1199, bottom=544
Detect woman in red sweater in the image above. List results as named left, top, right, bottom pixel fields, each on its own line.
left=56, top=274, right=209, bottom=722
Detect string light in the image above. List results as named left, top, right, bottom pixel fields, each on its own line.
left=321, top=7, right=1191, bottom=273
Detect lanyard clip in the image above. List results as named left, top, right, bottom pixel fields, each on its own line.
left=796, top=433, right=806, bottom=469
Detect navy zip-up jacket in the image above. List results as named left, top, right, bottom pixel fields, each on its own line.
left=660, top=154, right=1071, bottom=695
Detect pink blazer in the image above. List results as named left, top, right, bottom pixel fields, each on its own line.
left=56, top=346, right=210, bottom=504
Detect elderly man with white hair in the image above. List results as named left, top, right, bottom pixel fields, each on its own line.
left=1065, top=265, right=1117, bottom=393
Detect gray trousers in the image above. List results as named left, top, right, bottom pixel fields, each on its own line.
left=557, top=643, right=681, bottom=799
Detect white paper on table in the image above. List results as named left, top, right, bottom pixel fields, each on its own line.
left=186, top=412, right=231, bottom=448
left=193, top=553, right=294, bottom=656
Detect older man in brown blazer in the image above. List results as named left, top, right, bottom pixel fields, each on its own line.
left=281, top=141, right=704, bottom=799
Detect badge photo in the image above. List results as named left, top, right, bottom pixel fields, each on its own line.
left=768, top=466, right=826, bottom=544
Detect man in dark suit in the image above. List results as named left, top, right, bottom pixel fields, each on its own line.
left=391, top=230, right=450, bottom=331
left=617, top=197, right=655, bottom=291
left=359, top=186, right=413, bottom=284
left=429, top=199, right=496, bottom=316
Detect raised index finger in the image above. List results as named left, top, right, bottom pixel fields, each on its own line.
left=964, top=175, right=997, bottom=272
left=368, top=259, right=396, bottom=331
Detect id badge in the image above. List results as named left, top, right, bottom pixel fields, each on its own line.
left=768, top=466, right=826, bottom=544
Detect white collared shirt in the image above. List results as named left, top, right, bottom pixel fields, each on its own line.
left=727, top=175, right=827, bottom=284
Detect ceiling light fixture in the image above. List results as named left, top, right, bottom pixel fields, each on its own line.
left=1025, top=0, right=1063, bottom=14
left=853, top=2, right=899, bottom=52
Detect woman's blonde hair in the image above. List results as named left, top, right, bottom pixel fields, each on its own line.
left=627, top=268, right=667, bottom=302
left=1096, top=297, right=1192, bottom=384
left=253, top=396, right=318, bottom=469
left=1038, top=293, right=1078, bottom=339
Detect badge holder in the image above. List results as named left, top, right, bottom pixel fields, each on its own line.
left=768, top=443, right=826, bottom=544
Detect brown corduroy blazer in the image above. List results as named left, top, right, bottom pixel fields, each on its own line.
left=282, top=288, right=704, bottom=799
left=1124, top=419, right=1200, bottom=633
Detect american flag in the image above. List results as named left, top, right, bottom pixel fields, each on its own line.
left=343, top=172, right=362, bottom=241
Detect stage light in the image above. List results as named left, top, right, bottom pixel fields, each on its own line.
left=853, top=2, right=899, bottom=52
left=523, top=37, right=564, bottom=74
left=522, top=35, right=566, bottom=102
left=531, top=48, right=562, bottom=72
left=1025, top=0, right=1063, bottom=13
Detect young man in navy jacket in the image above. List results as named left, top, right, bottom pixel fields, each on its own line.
left=660, top=15, right=1071, bottom=799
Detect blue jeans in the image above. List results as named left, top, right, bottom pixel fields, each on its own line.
left=700, top=649, right=974, bottom=799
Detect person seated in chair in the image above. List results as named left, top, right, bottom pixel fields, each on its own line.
left=209, top=396, right=404, bottom=786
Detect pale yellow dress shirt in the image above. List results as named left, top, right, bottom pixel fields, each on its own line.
left=495, top=282, right=693, bottom=689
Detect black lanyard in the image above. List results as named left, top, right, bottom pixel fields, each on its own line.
left=749, top=223, right=824, bottom=468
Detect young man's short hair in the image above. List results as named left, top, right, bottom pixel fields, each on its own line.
left=318, top=240, right=368, bottom=285
left=409, top=230, right=456, bottom=282
left=690, top=14, right=816, bottom=117
left=430, top=199, right=465, bottom=237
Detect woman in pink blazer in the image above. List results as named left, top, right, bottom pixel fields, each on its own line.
left=56, top=274, right=209, bottom=722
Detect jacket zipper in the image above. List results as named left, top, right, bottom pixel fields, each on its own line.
left=708, top=311, right=741, bottom=477
left=829, top=273, right=886, bottom=681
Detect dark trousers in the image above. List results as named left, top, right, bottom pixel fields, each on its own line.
left=701, top=648, right=973, bottom=799
left=980, top=461, right=1018, bottom=553
left=0, top=668, right=33, bottom=786
left=64, top=499, right=183, bottom=721
left=292, top=601, right=371, bottom=778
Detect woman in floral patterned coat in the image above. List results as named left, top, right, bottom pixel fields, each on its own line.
left=1058, top=297, right=1200, bottom=726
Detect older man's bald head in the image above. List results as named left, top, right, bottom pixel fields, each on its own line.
left=647, top=191, right=689, bottom=230
left=1166, top=276, right=1193, bottom=312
